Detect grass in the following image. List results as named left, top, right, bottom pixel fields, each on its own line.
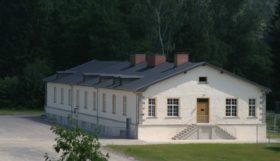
left=108, top=144, right=280, bottom=161
left=0, top=108, right=44, bottom=115
left=268, top=132, right=280, bottom=138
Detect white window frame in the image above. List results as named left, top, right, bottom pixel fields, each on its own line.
left=84, top=91, right=88, bottom=109
left=199, top=76, right=208, bottom=84
left=249, top=98, right=256, bottom=117
left=60, top=88, right=64, bottom=104
left=53, top=87, right=57, bottom=103
left=102, top=93, right=106, bottom=112
left=76, top=90, right=79, bottom=107
left=68, top=89, right=72, bottom=106
left=123, top=96, right=127, bottom=116
left=148, top=98, right=156, bottom=117
left=112, top=94, right=116, bottom=114
left=167, top=98, right=179, bottom=116
left=225, top=98, right=237, bottom=116
left=93, top=92, right=96, bottom=111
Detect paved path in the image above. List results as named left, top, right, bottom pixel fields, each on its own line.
left=0, top=115, right=139, bottom=161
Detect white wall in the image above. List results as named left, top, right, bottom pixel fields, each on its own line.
left=45, top=82, right=138, bottom=138
left=139, top=65, right=267, bottom=141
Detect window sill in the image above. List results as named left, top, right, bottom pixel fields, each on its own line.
left=223, top=116, right=239, bottom=119
left=164, top=116, right=181, bottom=119
left=198, top=82, right=208, bottom=84
left=247, top=116, right=258, bottom=119
left=146, top=116, right=157, bottom=119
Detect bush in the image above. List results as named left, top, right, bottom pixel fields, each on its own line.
left=45, top=119, right=108, bottom=161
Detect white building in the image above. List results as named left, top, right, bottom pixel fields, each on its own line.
left=44, top=54, right=270, bottom=142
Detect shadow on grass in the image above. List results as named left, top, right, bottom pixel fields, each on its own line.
left=265, top=146, right=280, bottom=152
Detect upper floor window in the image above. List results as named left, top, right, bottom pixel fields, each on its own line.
left=102, top=93, right=106, bottom=112
left=60, top=88, right=64, bottom=104
left=76, top=90, right=79, bottom=107
left=112, top=95, right=116, bottom=114
left=123, top=96, right=127, bottom=116
left=93, top=92, right=97, bottom=111
left=68, top=89, right=72, bottom=106
left=148, top=98, right=156, bottom=117
left=199, top=77, right=208, bottom=83
left=249, top=99, right=256, bottom=117
left=53, top=87, right=57, bottom=103
left=167, top=98, right=179, bottom=116
left=84, top=91, right=88, bottom=109
left=226, top=99, right=237, bottom=116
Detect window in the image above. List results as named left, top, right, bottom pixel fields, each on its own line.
left=60, top=88, right=64, bottom=104
left=112, top=95, right=116, bottom=114
left=249, top=99, right=256, bottom=117
left=93, top=92, right=96, bottom=111
left=167, top=98, right=179, bottom=116
left=53, top=87, right=57, bottom=103
left=102, top=93, right=106, bottom=112
left=123, top=96, right=127, bottom=116
left=148, top=98, right=156, bottom=117
left=76, top=90, right=79, bottom=107
left=226, top=99, right=237, bottom=116
left=199, top=77, right=208, bottom=83
left=68, top=89, right=72, bottom=106
left=84, top=91, right=88, bottom=109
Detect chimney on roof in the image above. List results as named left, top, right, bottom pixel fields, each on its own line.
left=130, top=54, right=146, bottom=65
left=147, top=54, right=166, bottom=67
left=174, top=53, right=189, bottom=66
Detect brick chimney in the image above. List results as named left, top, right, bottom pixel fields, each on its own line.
left=130, top=54, right=146, bottom=65
left=175, top=53, right=189, bottom=66
left=147, top=54, right=166, bottom=67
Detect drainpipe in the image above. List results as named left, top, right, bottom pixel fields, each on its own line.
left=70, top=85, right=74, bottom=119
left=96, top=88, right=99, bottom=126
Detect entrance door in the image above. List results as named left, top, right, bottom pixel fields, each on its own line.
left=197, top=98, right=209, bottom=123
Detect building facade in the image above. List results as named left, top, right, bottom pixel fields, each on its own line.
left=44, top=54, right=270, bottom=142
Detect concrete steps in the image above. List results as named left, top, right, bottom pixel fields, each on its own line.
left=172, top=124, right=197, bottom=140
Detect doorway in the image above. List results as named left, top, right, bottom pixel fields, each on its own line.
left=197, top=98, right=209, bottom=123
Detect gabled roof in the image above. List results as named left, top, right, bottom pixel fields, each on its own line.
left=44, top=60, right=271, bottom=93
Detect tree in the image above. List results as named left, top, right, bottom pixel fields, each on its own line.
left=269, top=0, right=280, bottom=110
left=0, top=77, right=20, bottom=108
left=20, top=59, right=52, bottom=108
left=146, top=0, right=185, bottom=56
left=45, top=119, right=108, bottom=161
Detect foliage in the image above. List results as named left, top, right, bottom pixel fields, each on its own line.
left=45, top=120, right=108, bottom=161
left=269, top=0, right=280, bottom=106
left=109, top=144, right=280, bottom=161
left=0, top=0, right=278, bottom=110
left=0, top=77, right=20, bottom=107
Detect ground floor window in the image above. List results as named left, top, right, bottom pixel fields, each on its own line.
left=249, top=98, right=256, bottom=116
left=226, top=98, right=237, bottom=116
left=148, top=98, right=156, bottom=117
left=123, top=96, right=127, bottom=116
left=167, top=98, right=179, bottom=116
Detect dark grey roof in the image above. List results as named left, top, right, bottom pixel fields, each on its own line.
left=44, top=60, right=271, bottom=92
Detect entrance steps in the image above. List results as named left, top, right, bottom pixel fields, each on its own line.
left=172, top=125, right=236, bottom=140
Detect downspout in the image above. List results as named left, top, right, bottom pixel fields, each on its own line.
left=70, top=84, right=74, bottom=119
left=96, top=88, right=99, bottom=126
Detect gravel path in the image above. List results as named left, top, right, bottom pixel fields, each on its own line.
left=0, top=115, right=140, bottom=161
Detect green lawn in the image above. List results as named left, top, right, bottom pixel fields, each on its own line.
left=0, top=108, right=44, bottom=115
left=108, top=144, right=280, bottom=161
